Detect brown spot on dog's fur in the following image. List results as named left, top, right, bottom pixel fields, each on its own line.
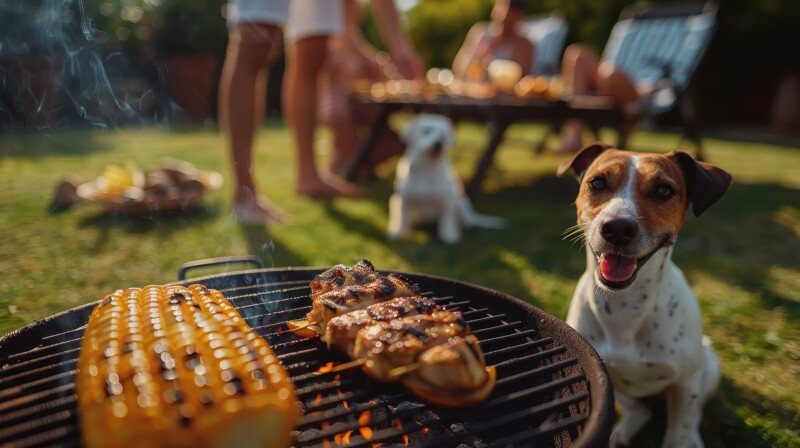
left=633, top=154, right=690, bottom=235
left=574, top=150, right=690, bottom=236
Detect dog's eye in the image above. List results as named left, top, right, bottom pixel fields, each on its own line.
left=653, top=183, right=676, bottom=199
left=588, top=177, right=606, bottom=191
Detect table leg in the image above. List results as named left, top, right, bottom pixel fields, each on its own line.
left=344, top=104, right=393, bottom=181
left=466, top=119, right=510, bottom=197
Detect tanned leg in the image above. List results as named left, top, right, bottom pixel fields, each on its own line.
left=555, top=44, right=601, bottom=154
left=219, top=22, right=289, bottom=224
left=283, top=36, right=367, bottom=198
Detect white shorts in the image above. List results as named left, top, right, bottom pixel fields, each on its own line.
left=228, top=0, right=342, bottom=43
left=285, top=0, right=343, bottom=43
left=227, top=0, right=290, bottom=27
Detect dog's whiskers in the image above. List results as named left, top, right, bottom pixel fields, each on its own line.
left=562, top=223, right=588, bottom=250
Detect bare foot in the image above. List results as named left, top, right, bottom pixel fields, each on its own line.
left=296, top=174, right=369, bottom=198
left=232, top=197, right=290, bottom=225
left=554, top=121, right=586, bottom=155
left=328, top=154, right=352, bottom=177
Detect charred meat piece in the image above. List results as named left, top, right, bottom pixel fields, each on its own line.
left=310, top=259, right=381, bottom=297
left=307, top=274, right=420, bottom=338
left=351, top=311, right=469, bottom=381
left=403, top=335, right=496, bottom=407
left=326, top=296, right=438, bottom=354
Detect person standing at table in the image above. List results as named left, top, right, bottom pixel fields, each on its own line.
left=452, top=0, right=534, bottom=81
left=318, top=0, right=408, bottom=177
left=218, top=0, right=423, bottom=224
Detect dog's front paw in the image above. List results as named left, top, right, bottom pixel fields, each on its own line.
left=609, top=427, right=633, bottom=448
left=662, top=429, right=704, bottom=448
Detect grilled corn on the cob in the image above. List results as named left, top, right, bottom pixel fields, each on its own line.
left=76, top=284, right=298, bottom=448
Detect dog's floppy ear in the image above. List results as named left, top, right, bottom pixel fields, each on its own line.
left=556, top=142, right=612, bottom=179
left=671, top=150, right=732, bottom=217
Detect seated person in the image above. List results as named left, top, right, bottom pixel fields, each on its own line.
left=318, top=0, right=412, bottom=176
left=554, top=43, right=650, bottom=153
left=452, top=0, right=534, bottom=81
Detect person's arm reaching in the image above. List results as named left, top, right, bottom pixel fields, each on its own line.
left=369, top=0, right=424, bottom=80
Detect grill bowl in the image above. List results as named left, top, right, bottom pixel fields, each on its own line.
left=0, top=265, right=613, bottom=448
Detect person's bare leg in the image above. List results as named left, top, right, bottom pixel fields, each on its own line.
left=324, top=87, right=360, bottom=175
left=283, top=36, right=366, bottom=198
left=597, top=61, right=640, bottom=105
left=556, top=44, right=601, bottom=154
left=597, top=61, right=641, bottom=148
left=219, top=22, right=289, bottom=223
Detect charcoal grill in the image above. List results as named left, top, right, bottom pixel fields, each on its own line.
left=0, top=257, right=613, bottom=448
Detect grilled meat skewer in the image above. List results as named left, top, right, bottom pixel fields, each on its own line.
left=310, top=259, right=382, bottom=297
left=306, top=274, right=420, bottom=339
left=309, top=260, right=496, bottom=407
left=326, top=296, right=438, bottom=354
left=351, top=311, right=470, bottom=381
left=403, top=335, right=497, bottom=407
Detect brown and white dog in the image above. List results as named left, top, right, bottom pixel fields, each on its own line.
left=557, top=143, right=732, bottom=448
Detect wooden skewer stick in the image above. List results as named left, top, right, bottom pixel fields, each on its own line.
left=386, top=362, right=422, bottom=380
left=313, top=358, right=367, bottom=375
left=288, top=321, right=319, bottom=331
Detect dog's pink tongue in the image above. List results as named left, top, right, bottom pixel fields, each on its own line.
left=600, top=254, right=637, bottom=282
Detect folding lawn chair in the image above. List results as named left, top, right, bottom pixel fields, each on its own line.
left=596, top=1, right=719, bottom=158
left=520, top=13, right=569, bottom=77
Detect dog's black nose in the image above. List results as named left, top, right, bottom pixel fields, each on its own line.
left=601, top=219, right=639, bottom=246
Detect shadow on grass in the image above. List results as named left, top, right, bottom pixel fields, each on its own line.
left=77, top=205, right=219, bottom=241
left=1, top=128, right=115, bottom=158
left=675, top=180, right=800, bottom=319
left=238, top=223, right=305, bottom=269
left=622, top=377, right=774, bottom=448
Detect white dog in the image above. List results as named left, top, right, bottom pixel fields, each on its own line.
left=558, top=143, right=732, bottom=447
left=387, top=114, right=505, bottom=244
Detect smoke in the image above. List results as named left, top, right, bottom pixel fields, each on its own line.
left=0, top=0, right=168, bottom=131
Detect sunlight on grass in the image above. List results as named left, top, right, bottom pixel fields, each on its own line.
left=1, top=121, right=798, bottom=446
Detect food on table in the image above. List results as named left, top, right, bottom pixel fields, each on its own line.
left=514, top=74, right=551, bottom=98
left=76, top=284, right=298, bottom=448
left=487, top=59, right=523, bottom=92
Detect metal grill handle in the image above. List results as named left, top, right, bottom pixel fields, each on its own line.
left=177, top=255, right=264, bottom=280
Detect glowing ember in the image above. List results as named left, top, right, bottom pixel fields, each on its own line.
left=402, top=434, right=409, bottom=445
left=316, top=362, right=335, bottom=374
left=314, top=393, right=323, bottom=405
left=370, top=444, right=383, bottom=448
left=358, top=410, right=372, bottom=426
left=342, top=430, right=354, bottom=445
left=334, top=374, right=341, bottom=381
left=342, top=400, right=350, bottom=410
left=322, top=439, right=332, bottom=448
left=422, top=427, right=429, bottom=434
left=359, top=426, right=374, bottom=440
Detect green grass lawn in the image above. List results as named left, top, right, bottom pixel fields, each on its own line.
left=1, top=120, right=798, bottom=447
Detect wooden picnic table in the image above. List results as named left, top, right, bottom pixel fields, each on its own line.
left=346, top=89, right=629, bottom=196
